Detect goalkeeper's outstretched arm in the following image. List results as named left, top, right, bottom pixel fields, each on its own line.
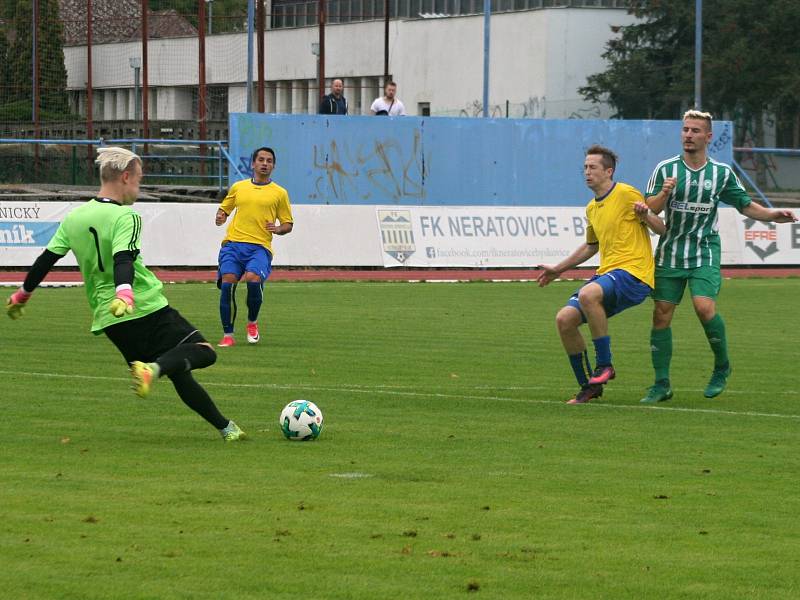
left=109, top=250, right=137, bottom=317
left=6, top=249, right=65, bottom=319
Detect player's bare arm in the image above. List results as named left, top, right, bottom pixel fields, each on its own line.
left=645, top=177, right=676, bottom=214
left=537, top=243, right=598, bottom=287
left=741, top=202, right=798, bottom=224
left=634, top=201, right=666, bottom=234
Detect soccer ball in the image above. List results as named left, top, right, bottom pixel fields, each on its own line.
left=279, top=400, right=324, bottom=441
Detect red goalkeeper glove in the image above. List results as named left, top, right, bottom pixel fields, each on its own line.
left=109, top=286, right=135, bottom=317
left=6, top=288, right=32, bottom=320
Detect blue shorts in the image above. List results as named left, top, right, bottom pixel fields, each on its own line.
left=566, top=269, right=652, bottom=323
left=218, top=241, right=273, bottom=281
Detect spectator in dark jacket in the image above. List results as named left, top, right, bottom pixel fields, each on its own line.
left=319, top=79, right=348, bottom=115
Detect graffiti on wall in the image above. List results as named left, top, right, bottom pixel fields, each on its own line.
left=309, top=130, right=428, bottom=203
left=450, top=96, right=549, bottom=119
left=568, top=106, right=601, bottom=120
left=709, top=121, right=733, bottom=156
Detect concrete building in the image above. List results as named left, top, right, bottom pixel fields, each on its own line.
left=62, top=6, right=637, bottom=122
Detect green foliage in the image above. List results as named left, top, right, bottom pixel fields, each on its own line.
left=0, top=98, right=74, bottom=121
left=580, top=0, right=800, bottom=125
left=2, top=0, right=68, bottom=116
left=2, top=280, right=800, bottom=598
left=580, top=2, right=696, bottom=119
left=1, top=2, right=14, bottom=21
left=149, top=0, right=249, bottom=32
left=0, top=30, right=8, bottom=105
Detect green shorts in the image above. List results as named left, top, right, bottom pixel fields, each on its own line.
left=652, top=265, right=722, bottom=304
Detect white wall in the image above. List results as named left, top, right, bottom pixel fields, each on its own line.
left=544, top=9, right=630, bottom=119
left=155, top=87, right=194, bottom=120
left=63, top=8, right=638, bottom=118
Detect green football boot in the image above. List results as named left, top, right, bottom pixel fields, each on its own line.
left=640, top=380, right=673, bottom=404
left=704, top=365, right=731, bottom=398
left=220, top=421, right=247, bottom=442
left=130, top=361, right=155, bottom=399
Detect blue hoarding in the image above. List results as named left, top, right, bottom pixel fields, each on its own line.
left=229, top=114, right=733, bottom=207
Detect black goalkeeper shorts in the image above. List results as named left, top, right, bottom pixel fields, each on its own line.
left=103, top=306, right=208, bottom=364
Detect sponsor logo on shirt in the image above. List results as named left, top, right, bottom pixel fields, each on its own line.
left=669, top=200, right=712, bottom=214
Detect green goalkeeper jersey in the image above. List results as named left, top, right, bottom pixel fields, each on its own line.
left=646, top=156, right=751, bottom=269
left=46, top=198, right=168, bottom=332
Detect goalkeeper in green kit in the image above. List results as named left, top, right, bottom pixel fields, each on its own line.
left=6, top=147, right=246, bottom=441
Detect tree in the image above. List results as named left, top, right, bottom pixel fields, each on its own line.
left=0, top=29, right=8, bottom=106
left=149, top=0, right=249, bottom=33
left=5, top=0, right=69, bottom=117
left=580, top=0, right=800, bottom=148
left=1, top=2, right=15, bottom=21
left=579, top=2, right=696, bottom=119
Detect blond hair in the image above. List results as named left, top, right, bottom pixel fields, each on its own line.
left=95, top=147, right=141, bottom=182
left=683, top=109, right=713, bottom=130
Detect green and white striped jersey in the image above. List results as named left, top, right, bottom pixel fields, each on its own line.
left=646, top=156, right=751, bottom=269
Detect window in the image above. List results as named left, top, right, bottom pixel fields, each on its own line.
left=269, top=0, right=628, bottom=27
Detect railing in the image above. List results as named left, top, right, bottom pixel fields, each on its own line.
left=0, top=138, right=243, bottom=192
left=733, top=147, right=800, bottom=208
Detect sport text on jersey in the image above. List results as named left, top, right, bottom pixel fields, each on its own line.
left=668, top=200, right=713, bottom=214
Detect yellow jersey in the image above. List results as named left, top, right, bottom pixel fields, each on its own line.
left=219, top=179, right=293, bottom=256
left=585, top=182, right=654, bottom=288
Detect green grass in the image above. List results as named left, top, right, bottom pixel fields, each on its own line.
left=1, top=280, right=799, bottom=599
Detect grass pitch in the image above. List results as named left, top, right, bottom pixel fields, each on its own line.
left=1, top=279, right=799, bottom=599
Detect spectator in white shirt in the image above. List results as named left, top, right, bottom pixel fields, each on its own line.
left=370, top=81, right=406, bottom=116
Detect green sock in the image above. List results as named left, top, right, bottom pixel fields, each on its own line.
left=650, top=327, right=672, bottom=384
left=702, top=314, right=729, bottom=370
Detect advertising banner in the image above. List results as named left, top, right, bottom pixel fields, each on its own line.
left=375, top=206, right=800, bottom=267
left=375, top=206, right=604, bottom=267
left=1, top=202, right=798, bottom=268
left=0, top=202, right=381, bottom=267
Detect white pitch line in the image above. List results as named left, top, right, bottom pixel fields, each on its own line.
left=472, top=384, right=799, bottom=397
left=3, top=369, right=800, bottom=422
left=0, top=282, right=84, bottom=288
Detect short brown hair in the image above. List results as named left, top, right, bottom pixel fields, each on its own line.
left=586, top=145, right=618, bottom=173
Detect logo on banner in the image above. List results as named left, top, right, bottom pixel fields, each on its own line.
left=743, top=218, right=778, bottom=261
left=0, top=222, right=59, bottom=246
left=377, top=210, right=416, bottom=263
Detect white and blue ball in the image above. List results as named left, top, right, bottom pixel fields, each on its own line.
left=279, top=400, right=324, bottom=441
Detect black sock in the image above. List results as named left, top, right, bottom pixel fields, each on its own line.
left=156, top=343, right=216, bottom=378
left=168, top=370, right=229, bottom=429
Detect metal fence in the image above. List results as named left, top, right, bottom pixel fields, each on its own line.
left=0, top=0, right=636, bottom=140
left=733, top=147, right=800, bottom=207
left=0, top=138, right=242, bottom=191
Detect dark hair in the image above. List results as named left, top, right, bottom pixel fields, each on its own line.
left=586, top=144, right=617, bottom=173
left=385, top=81, right=397, bottom=88
left=251, top=146, right=276, bottom=164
